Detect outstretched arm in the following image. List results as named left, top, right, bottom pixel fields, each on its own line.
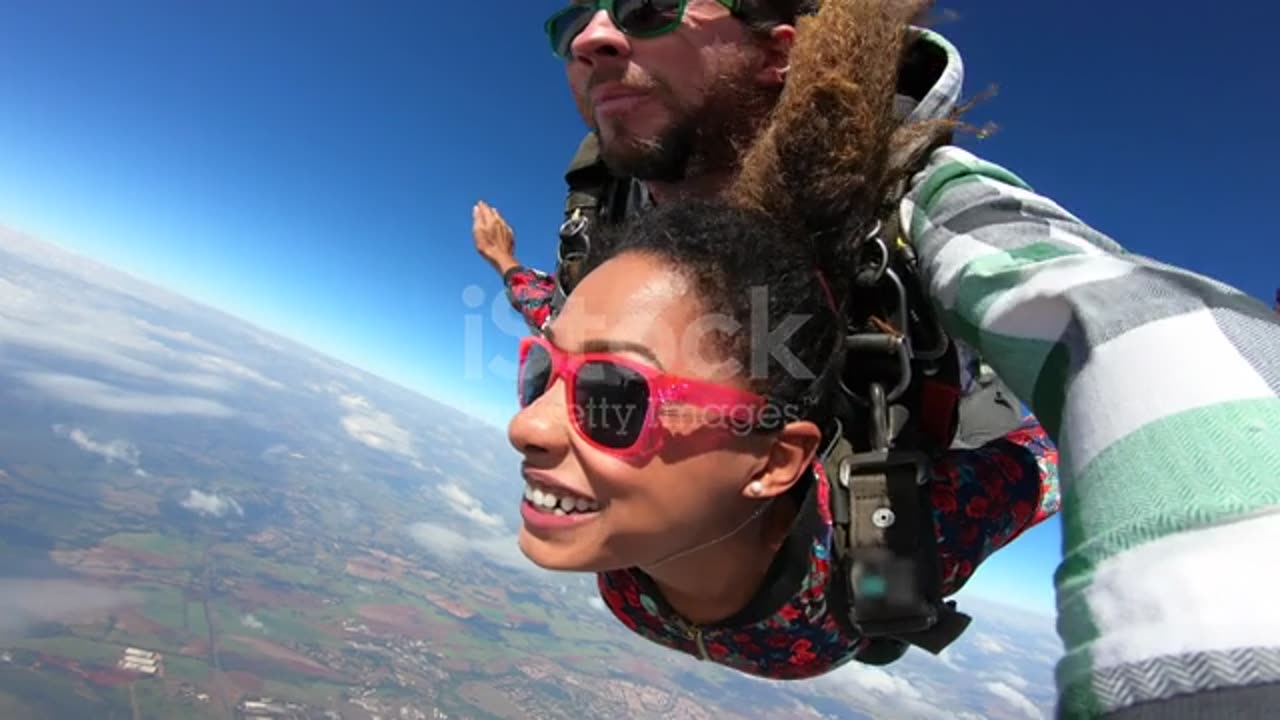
left=472, top=200, right=558, bottom=334
left=931, top=412, right=1060, bottom=597
left=903, top=145, right=1280, bottom=718
left=504, top=265, right=557, bottom=333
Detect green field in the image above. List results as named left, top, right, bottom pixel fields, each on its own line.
left=102, top=531, right=195, bottom=559
left=6, top=635, right=122, bottom=668
left=162, top=654, right=213, bottom=683
left=0, top=665, right=131, bottom=720
left=259, top=679, right=350, bottom=707
left=212, top=542, right=324, bottom=586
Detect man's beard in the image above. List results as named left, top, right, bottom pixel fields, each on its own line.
left=595, top=72, right=775, bottom=185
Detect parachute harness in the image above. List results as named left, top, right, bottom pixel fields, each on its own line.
left=821, top=216, right=973, bottom=656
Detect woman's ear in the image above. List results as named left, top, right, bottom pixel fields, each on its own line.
left=741, top=419, right=823, bottom=499
left=753, top=24, right=795, bottom=88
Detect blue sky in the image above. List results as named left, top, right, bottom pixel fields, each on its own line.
left=1, top=2, right=1276, bottom=615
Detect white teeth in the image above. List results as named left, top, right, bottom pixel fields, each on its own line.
left=523, top=481, right=600, bottom=513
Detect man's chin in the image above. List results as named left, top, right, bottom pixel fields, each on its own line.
left=595, top=107, right=670, bottom=152
left=596, top=123, right=652, bottom=155
left=596, top=135, right=688, bottom=183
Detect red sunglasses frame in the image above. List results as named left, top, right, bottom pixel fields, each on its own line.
left=517, top=334, right=773, bottom=458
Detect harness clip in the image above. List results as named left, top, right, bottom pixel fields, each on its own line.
left=837, top=447, right=939, bottom=638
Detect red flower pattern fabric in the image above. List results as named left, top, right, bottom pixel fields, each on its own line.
left=596, top=420, right=1058, bottom=680
left=501, top=263, right=1061, bottom=678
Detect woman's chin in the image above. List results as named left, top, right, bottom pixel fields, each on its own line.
left=516, top=526, right=601, bottom=572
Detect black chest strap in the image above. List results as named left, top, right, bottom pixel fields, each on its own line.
left=823, top=416, right=971, bottom=655
left=822, top=220, right=972, bottom=657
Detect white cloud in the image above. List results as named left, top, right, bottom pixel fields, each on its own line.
left=437, top=481, right=504, bottom=528
left=0, top=226, right=200, bottom=314
left=180, top=489, right=244, bottom=518
left=587, top=596, right=607, bottom=612
left=936, top=645, right=963, bottom=671
left=985, top=681, right=1044, bottom=719
left=812, top=662, right=947, bottom=720
left=0, top=299, right=281, bottom=395
left=974, top=632, right=1011, bottom=655
left=338, top=393, right=416, bottom=459
left=0, top=314, right=232, bottom=393
left=836, top=664, right=924, bottom=700
left=406, top=521, right=542, bottom=575
left=186, top=352, right=284, bottom=391
left=18, top=372, right=236, bottom=417
left=126, top=317, right=225, bottom=354
left=53, top=425, right=140, bottom=466
left=0, top=228, right=287, bottom=400
left=407, top=522, right=469, bottom=555
left=0, top=579, right=135, bottom=639
left=986, top=669, right=1031, bottom=691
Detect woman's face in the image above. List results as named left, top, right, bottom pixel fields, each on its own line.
left=507, top=252, right=781, bottom=573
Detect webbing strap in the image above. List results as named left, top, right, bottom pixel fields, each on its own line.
left=824, top=199, right=972, bottom=656
left=556, top=132, right=610, bottom=297
left=917, top=377, right=961, bottom=450
left=824, top=434, right=971, bottom=654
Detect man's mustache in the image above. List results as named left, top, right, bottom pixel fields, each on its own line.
left=584, top=70, right=663, bottom=102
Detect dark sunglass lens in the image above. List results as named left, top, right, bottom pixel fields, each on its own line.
left=519, top=343, right=554, bottom=407
left=549, top=6, right=595, bottom=57
left=575, top=361, right=650, bottom=448
left=613, top=0, right=683, bottom=36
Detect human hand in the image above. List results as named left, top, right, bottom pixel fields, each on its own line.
left=472, top=200, right=518, bottom=276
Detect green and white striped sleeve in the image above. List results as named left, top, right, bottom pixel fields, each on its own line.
left=901, top=145, right=1280, bottom=719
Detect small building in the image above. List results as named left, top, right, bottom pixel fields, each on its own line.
left=234, top=697, right=310, bottom=719
left=118, top=647, right=163, bottom=677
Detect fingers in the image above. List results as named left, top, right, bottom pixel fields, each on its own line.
left=472, top=200, right=515, bottom=265
left=477, top=205, right=514, bottom=243
left=481, top=199, right=512, bottom=218
left=473, top=201, right=497, bottom=238
left=473, top=200, right=503, bottom=230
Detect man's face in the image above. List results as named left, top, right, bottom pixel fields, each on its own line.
left=563, top=1, right=782, bottom=182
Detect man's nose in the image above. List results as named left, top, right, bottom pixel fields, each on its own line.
left=570, top=9, right=631, bottom=63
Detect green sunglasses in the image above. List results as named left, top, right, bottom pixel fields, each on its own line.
left=545, top=0, right=742, bottom=60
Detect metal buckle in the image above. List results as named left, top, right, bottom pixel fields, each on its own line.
left=829, top=222, right=957, bottom=640
left=836, top=447, right=936, bottom=637
left=841, top=264, right=914, bottom=409
left=556, top=209, right=590, bottom=264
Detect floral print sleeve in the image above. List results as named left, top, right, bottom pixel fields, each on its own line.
left=595, top=424, right=1062, bottom=681
left=502, top=265, right=557, bottom=333
left=928, top=412, right=1060, bottom=595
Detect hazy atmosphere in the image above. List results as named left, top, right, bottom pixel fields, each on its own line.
left=0, top=1, right=1274, bottom=718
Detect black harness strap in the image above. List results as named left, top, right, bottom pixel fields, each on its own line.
left=555, top=133, right=608, bottom=306
left=816, top=77, right=968, bottom=646
left=821, top=155, right=973, bottom=656
left=555, top=131, right=644, bottom=298
left=823, top=399, right=971, bottom=655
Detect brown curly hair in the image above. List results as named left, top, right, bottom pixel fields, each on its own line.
left=583, top=0, right=954, bottom=415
